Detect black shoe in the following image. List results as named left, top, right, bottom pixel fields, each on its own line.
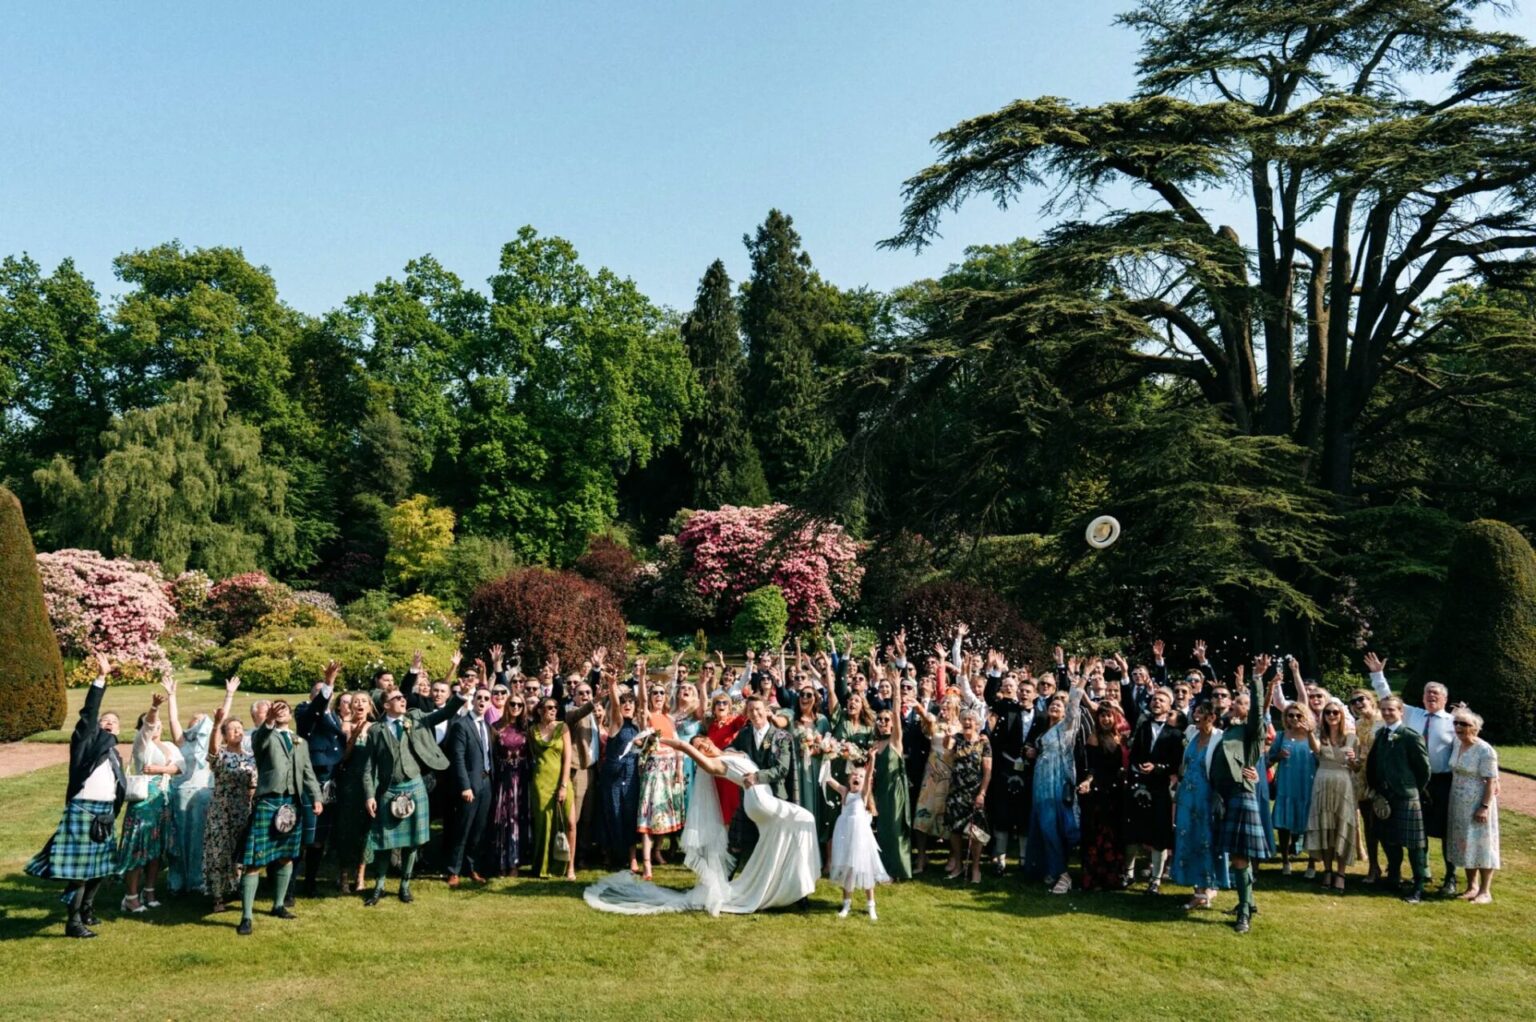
left=65, top=921, right=97, bottom=939
left=236, top=918, right=253, bottom=935
left=794, top=897, right=811, bottom=911
left=1234, top=910, right=1251, bottom=934
left=80, top=908, right=101, bottom=927
left=399, top=888, right=414, bottom=904
left=363, top=891, right=382, bottom=907
left=1145, top=881, right=1161, bottom=896
left=271, top=906, right=297, bottom=920
left=1402, top=886, right=1424, bottom=905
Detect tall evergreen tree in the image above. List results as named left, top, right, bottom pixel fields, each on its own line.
left=680, top=260, right=769, bottom=507
left=741, top=210, right=838, bottom=498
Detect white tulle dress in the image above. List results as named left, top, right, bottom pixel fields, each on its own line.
left=584, top=752, right=821, bottom=916
left=827, top=791, right=892, bottom=892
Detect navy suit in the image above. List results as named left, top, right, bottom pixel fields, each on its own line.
left=444, top=714, right=494, bottom=878
left=294, top=690, right=347, bottom=888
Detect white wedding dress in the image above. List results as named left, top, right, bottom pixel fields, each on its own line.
left=584, top=752, right=821, bottom=916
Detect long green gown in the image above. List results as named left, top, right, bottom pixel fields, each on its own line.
left=872, top=741, right=912, bottom=880
left=790, top=715, right=832, bottom=843
left=829, top=711, right=875, bottom=817
left=528, top=721, right=568, bottom=878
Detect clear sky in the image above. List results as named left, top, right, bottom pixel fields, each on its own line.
left=3, top=2, right=1532, bottom=316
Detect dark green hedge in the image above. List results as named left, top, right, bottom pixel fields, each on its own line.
left=1413, top=519, right=1536, bottom=744
left=0, top=487, right=67, bottom=740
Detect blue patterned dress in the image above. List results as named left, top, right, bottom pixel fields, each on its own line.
left=1023, top=689, right=1084, bottom=882
left=600, top=720, right=642, bottom=867
left=1173, top=730, right=1230, bottom=890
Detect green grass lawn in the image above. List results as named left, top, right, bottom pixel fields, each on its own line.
left=1498, top=746, right=1536, bottom=777
left=24, top=671, right=289, bottom=744
left=1, top=764, right=1533, bottom=1021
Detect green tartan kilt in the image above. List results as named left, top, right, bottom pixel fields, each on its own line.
left=367, top=777, right=431, bottom=859
left=243, top=795, right=303, bottom=867
left=1387, top=794, right=1426, bottom=850
left=25, top=799, right=117, bottom=882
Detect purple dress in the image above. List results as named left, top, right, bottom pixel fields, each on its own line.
left=491, top=723, right=530, bottom=875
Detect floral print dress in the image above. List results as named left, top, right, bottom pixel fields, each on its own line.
left=203, top=749, right=257, bottom=901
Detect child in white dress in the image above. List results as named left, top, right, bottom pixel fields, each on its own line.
left=823, top=761, right=891, bottom=919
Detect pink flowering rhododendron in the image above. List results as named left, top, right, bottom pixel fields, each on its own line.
left=36, top=548, right=177, bottom=679
left=671, top=504, right=862, bottom=630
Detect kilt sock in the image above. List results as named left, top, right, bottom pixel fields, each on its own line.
left=272, top=861, right=294, bottom=910
left=240, top=872, right=260, bottom=921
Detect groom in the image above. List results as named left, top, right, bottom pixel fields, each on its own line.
left=727, top=696, right=794, bottom=867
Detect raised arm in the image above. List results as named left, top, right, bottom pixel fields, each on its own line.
left=161, top=676, right=185, bottom=744
left=1059, top=673, right=1087, bottom=745
left=1363, top=651, right=1392, bottom=701
left=662, top=736, right=727, bottom=778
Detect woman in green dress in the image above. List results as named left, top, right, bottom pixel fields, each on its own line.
left=870, top=704, right=912, bottom=880
left=789, top=656, right=834, bottom=855
left=527, top=697, right=572, bottom=880
left=827, top=685, right=875, bottom=818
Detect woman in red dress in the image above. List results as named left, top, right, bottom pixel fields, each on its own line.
left=705, top=685, right=747, bottom=833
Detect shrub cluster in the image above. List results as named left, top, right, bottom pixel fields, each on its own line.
left=201, top=622, right=457, bottom=693
left=36, top=548, right=177, bottom=679
left=887, top=580, right=1049, bottom=670
left=206, top=572, right=294, bottom=641
left=463, top=567, right=626, bottom=672
left=731, top=584, right=788, bottom=651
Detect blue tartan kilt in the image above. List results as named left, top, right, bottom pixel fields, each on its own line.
left=367, top=777, right=431, bottom=859
left=1387, top=794, right=1426, bottom=850
left=1217, top=791, right=1273, bottom=861
left=25, top=799, right=117, bottom=882
left=243, top=795, right=303, bottom=867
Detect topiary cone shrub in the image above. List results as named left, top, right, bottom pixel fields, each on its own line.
left=463, top=567, right=627, bottom=673
left=0, top=487, right=67, bottom=739
left=731, top=584, right=788, bottom=651
left=1412, top=519, right=1536, bottom=744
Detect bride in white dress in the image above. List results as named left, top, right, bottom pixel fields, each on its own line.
left=584, top=736, right=821, bottom=916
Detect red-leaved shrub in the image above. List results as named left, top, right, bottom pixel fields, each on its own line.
left=206, top=572, right=294, bottom=642
left=464, top=568, right=626, bottom=672
left=887, top=580, right=1049, bottom=670
left=574, top=536, right=639, bottom=602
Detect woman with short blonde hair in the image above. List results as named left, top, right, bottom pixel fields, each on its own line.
left=1447, top=708, right=1500, bottom=903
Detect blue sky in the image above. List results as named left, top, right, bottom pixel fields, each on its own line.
left=3, top=2, right=1532, bottom=315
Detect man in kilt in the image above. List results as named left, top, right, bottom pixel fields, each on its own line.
left=362, top=651, right=469, bottom=906
left=1367, top=695, right=1433, bottom=903
left=25, top=653, right=124, bottom=938
left=238, top=699, right=323, bottom=935
left=1209, top=660, right=1273, bottom=935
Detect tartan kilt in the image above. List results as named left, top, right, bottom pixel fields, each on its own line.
left=1387, top=794, right=1426, bottom=850
left=1217, top=791, right=1273, bottom=861
left=243, top=795, right=303, bottom=867
left=367, top=777, right=431, bottom=859
left=1424, top=773, right=1452, bottom=840
left=24, top=799, right=117, bottom=882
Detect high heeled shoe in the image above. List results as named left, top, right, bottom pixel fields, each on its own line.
left=1050, top=873, right=1073, bottom=895
left=120, top=895, right=146, bottom=914
left=142, top=888, right=161, bottom=908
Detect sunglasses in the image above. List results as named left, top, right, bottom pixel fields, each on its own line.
left=1323, top=710, right=1342, bottom=716
left=1453, top=721, right=1473, bottom=729
left=509, top=701, right=525, bottom=708
left=492, top=688, right=510, bottom=696
left=1349, top=697, right=1367, bottom=705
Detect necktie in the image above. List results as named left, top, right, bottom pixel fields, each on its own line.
left=393, top=719, right=403, bottom=740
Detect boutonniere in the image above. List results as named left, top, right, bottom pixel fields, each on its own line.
left=401, top=719, right=414, bottom=732
left=1387, top=730, right=1399, bottom=743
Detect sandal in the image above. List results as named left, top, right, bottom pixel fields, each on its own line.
left=142, top=888, right=161, bottom=908
left=1050, top=873, right=1072, bottom=895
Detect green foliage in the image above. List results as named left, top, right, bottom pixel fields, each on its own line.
left=1413, top=520, right=1536, bottom=744
left=680, top=260, right=769, bottom=507
left=202, top=624, right=457, bottom=694
left=384, top=494, right=456, bottom=587
left=341, top=590, right=396, bottom=641
left=418, top=534, right=521, bottom=613
left=0, top=487, right=66, bottom=739
left=742, top=211, right=841, bottom=498
left=730, top=584, right=789, bottom=651
left=33, top=366, right=297, bottom=576
left=625, top=624, right=678, bottom=662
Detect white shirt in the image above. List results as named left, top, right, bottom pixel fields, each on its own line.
left=1370, top=671, right=1454, bottom=772
left=752, top=723, right=769, bottom=748
left=78, top=758, right=118, bottom=802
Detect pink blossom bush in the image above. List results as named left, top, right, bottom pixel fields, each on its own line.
left=669, top=504, right=862, bottom=631
left=36, top=548, right=177, bottom=680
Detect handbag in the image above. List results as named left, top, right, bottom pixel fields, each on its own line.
left=124, top=774, right=151, bottom=803
left=552, top=797, right=571, bottom=861
left=964, top=821, right=991, bottom=846
left=272, top=802, right=299, bottom=835
left=390, top=792, right=417, bottom=819
left=320, top=779, right=338, bottom=805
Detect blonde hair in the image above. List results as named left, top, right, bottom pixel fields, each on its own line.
left=1452, top=707, right=1483, bottom=735
left=1318, top=697, right=1352, bottom=743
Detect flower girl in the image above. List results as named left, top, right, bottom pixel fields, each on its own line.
left=823, top=759, right=891, bottom=919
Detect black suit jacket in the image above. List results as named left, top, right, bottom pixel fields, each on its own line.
left=65, top=681, right=124, bottom=808
left=1128, top=716, right=1185, bottom=781
left=296, top=692, right=346, bottom=775
left=446, top=714, right=494, bottom=794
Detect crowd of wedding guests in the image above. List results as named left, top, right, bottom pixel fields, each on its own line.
left=26, top=628, right=1505, bottom=937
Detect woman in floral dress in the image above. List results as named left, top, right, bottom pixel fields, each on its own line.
left=203, top=708, right=257, bottom=912
left=490, top=693, right=529, bottom=876
left=943, top=710, right=992, bottom=882
left=911, top=692, right=961, bottom=871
